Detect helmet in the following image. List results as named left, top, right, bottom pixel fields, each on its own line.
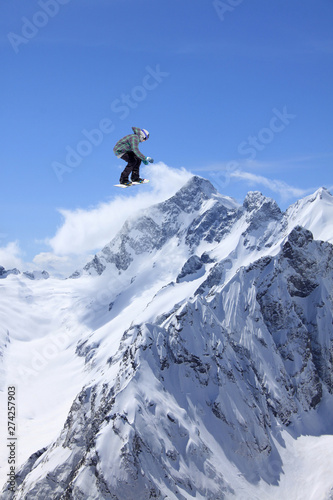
left=140, top=129, right=149, bottom=141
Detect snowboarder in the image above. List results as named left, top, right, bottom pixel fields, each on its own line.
left=113, top=127, right=154, bottom=186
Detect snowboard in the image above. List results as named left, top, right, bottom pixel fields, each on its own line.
left=114, top=179, right=149, bottom=188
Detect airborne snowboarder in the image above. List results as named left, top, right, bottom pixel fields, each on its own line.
left=113, top=127, right=154, bottom=186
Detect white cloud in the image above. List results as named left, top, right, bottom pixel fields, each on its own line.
left=46, top=163, right=192, bottom=256
left=29, top=163, right=192, bottom=276
left=0, top=241, right=24, bottom=270
left=230, top=170, right=309, bottom=200
left=193, top=161, right=312, bottom=202
left=193, top=159, right=275, bottom=173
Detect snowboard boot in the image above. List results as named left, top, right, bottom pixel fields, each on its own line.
left=120, top=177, right=132, bottom=186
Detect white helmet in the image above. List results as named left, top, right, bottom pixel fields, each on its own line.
left=140, top=129, right=149, bottom=141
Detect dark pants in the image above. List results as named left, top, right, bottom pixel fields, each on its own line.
left=119, top=152, right=141, bottom=182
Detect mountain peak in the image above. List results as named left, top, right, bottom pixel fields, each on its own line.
left=285, top=186, right=333, bottom=244
left=243, top=191, right=280, bottom=212
left=242, top=191, right=282, bottom=233
left=314, top=186, right=332, bottom=200
left=164, top=175, right=218, bottom=213
left=0, top=266, right=20, bottom=279
left=289, top=186, right=332, bottom=212
left=182, top=175, right=217, bottom=195
left=82, top=175, right=235, bottom=276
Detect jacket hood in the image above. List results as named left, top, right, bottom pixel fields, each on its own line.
left=132, top=127, right=141, bottom=136
left=132, top=127, right=149, bottom=142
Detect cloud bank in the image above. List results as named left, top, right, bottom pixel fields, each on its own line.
left=0, top=241, right=23, bottom=270
left=47, top=163, right=192, bottom=256
left=33, top=163, right=192, bottom=276
left=229, top=170, right=309, bottom=200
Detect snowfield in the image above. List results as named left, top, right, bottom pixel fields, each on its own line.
left=1, top=176, right=333, bottom=499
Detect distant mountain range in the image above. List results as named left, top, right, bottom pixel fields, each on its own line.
left=1, top=176, right=333, bottom=499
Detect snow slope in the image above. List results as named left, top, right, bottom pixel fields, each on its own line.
left=1, top=176, right=333, bottom=499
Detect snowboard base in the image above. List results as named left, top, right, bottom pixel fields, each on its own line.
left=114, top=179, right=149, bottom=188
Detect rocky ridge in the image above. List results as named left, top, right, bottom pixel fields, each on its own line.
left=1, top=177, right=333, bottom=499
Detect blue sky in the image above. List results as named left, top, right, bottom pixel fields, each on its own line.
left=1, top=0, right=332, bottom=275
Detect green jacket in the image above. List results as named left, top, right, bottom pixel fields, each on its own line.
left=113, top=127, right=147, bottom=161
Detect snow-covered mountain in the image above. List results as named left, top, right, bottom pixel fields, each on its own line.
left=1, top=176, right=333, bottom=499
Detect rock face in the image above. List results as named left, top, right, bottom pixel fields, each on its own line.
left=82, top=177, right=240, bottom=276
left=0, top=267, right=49, bottom=280
left=0, top=266, right=20, bottom=278
left=2, top=177, right=333, bottom=499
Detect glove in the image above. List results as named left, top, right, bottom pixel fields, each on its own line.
left=142, top=159, right=149, bottom=165
left=146, top=157, right=154, bottom=163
